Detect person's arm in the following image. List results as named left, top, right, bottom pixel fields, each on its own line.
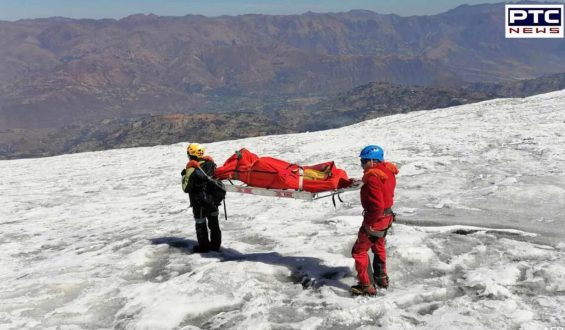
left=181, top=167, right=196, bottom=192
left=364, top=176, right=386, bottom=216
left=201, top=161, right=217, bottom=177
left=183, top=161, right=207, bottom=190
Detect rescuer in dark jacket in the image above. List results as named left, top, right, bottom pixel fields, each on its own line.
left=181, top=143, right=221, bottom=253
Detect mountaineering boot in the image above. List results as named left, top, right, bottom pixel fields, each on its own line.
left=350, top=283, right=377, bottom=296
left=374, top=275, right=389, bottom=289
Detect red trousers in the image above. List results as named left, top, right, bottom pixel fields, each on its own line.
left=352, top=228, right=387, bottom=285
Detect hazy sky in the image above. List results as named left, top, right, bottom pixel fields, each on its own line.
left=0, top=0, right=532, bottom=21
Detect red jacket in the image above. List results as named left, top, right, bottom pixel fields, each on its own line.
left=360, top=162, right=399, bottom=230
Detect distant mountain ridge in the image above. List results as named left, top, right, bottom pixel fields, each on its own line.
left=2, top=72, right=564, bottom=159
left=1, top=2, right=565, bottom=130
left=305, top=72, right=565, bottom=130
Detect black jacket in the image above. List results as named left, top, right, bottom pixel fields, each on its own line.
left=182, top=157, right=217, bottom=209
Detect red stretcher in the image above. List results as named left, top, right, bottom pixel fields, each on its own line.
left=214, top=148, right=362, bottom=201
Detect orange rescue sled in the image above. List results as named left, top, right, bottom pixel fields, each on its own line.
left=214, top=148, right=361, bottom=201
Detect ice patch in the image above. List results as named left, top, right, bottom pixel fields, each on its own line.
left=464, top=265, right=520, bottom=299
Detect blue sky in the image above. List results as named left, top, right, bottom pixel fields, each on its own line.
left=0, top=0, right=555, bottom=21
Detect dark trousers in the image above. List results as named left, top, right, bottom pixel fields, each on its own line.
left=193, top=206, right=221, bottom=251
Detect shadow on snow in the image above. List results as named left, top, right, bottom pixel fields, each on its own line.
left=149, top=236, right=352, bottom=291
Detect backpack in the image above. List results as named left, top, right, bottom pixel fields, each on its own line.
left=206, top=179, right=226, bottom=206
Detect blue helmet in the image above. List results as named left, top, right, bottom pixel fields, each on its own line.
left=359, top=145, right=384, bottom=162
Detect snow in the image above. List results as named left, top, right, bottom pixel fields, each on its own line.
left=1, top=90, right=565, bottom=329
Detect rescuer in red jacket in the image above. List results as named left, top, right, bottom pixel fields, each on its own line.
left=351, top=145, right=399, bottom=296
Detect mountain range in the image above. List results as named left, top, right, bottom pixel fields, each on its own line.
left=1, top=2, right=565, bottom=158
left=2, top=72, right=564, bottom=159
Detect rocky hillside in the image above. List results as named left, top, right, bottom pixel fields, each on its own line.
left=1, top=3, right=565, bottom=130
left=0, top=112, right=290, bottom=159
left=3, top=72, right=564, bottom=159
left=304, top=72, right=565, bottom=130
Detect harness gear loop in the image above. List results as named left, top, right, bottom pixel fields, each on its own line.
left=362, top=208, right=395, bottom=238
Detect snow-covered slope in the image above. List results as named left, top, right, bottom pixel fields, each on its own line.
left=1, top=91, right=565, bottom=329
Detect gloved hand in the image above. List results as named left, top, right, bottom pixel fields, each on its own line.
left=181, top=169, right=186, bottom=176
left=186, top=160, right=201, bottom=168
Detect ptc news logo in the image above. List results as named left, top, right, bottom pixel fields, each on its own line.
left=505, top=4, right=564, bottom=38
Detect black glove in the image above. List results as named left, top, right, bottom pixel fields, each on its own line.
left=181, top=169, right=186, bottom=176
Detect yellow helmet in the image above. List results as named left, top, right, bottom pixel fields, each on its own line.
left=187, top=143, right=205, bottom=158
